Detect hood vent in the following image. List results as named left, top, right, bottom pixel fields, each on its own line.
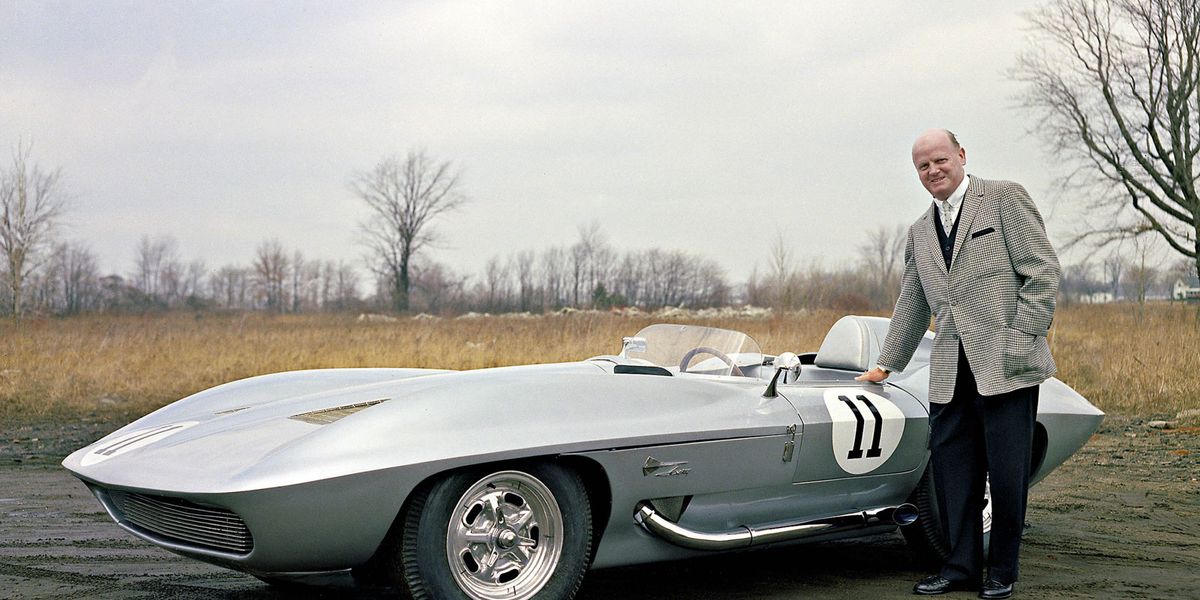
left=290, top=398, right=388, bottom=425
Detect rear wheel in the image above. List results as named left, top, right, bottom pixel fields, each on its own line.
left=398, top=463, right=592, bottom=600
left=902, top=466, right=992, bottom=566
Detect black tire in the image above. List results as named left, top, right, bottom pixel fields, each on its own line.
left=398, top=463, right=592, bottom=600
left=901, top=465, right=949, bottom=567
left=902, top=465, right=992, bottom=567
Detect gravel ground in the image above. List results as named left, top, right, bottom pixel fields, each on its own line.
left=0, top=416, right=1195, bottom=600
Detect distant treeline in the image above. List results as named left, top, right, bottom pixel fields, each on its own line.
left=7, top=144, right=1196, bottom=319
left=7, top=224, right=1193, bottom=318
left=4, top=225, right=910, bottom=317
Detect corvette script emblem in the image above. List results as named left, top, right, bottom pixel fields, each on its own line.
left=642, top=456, right=691, bottom=477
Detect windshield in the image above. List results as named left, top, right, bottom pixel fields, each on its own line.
left=619, top=324, right=763, bottom=377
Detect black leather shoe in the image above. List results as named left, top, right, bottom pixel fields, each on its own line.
left=913, top=575, right=974, bottom=595
left=979, top=579, right=1014, bottom=599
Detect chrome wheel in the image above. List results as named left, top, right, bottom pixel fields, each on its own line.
left=446, top=471, right=564, bottom=600
left=397, top=463, right=591, bottom=600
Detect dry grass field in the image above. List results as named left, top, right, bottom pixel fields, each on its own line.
left=1, top=303, right=1197, bottom=426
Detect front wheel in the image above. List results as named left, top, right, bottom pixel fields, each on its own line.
left=398, top=463, right=593, bottom=600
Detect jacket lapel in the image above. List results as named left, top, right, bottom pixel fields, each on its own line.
left=921, top=205, right=948, bottom=276
left=949, top=176, right=982, bottom=273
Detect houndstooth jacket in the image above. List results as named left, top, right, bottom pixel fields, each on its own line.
left=876, top=176, right=1061, bottom=404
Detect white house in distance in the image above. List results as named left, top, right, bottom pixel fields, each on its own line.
left=1081, top=291, right=1115, bottom=303
left=1174, top=279, right=1200, bottom=301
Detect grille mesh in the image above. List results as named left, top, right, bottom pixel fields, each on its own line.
left=108, top=490, right=253, bottom=554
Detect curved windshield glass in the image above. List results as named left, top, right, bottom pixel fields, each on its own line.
left=619, top=324, right=763, bottom=377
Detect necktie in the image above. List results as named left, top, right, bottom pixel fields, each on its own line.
left=940, top=200, right=956, bottom=233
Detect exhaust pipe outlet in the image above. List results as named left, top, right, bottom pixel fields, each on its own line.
left=874, top=503, right=919, bottom=527
left=634, top=502, right=919, bottom=552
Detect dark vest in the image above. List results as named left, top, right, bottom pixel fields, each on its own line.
left=934, top=203, right=960, bottom=271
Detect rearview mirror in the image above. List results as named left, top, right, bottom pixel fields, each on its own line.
left=763, top=352, right=801, bottom=398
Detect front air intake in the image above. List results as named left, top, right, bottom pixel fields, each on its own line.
left=107, top=490, right=253, bottom=555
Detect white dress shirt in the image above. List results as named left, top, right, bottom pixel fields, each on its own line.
left=937, top=174, right=971, bottom=232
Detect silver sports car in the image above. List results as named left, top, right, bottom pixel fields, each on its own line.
left=62, top=316, right=1103, bottom=599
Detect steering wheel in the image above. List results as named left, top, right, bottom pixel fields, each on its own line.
left=678, top=346, right=745, bottom=377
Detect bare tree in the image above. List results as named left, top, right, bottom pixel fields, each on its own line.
left=1059, top=260, right=1100, bottom=304
left=289, top=250, right=305, bottom=313
left=317, top=260, right=335, bottom=309
left=1168, top=255, right=1200, bottom=286
left=252, top=239, right=289, bottom=312
left=351, top=150, right=467, bottom=313
left=332, top=261, right=362, bottom=311
left=857, top=223, right=907, bottom=309
left=513, top=250, right=536, bottom=312
left=566, top=222, right=612, bottom=308
left=454, top=243, right=730, bottom=312
left=569, top=242, right=588, bottom=307
left=181, top=259, right=207, bottom=307
left=540, top=246, right=567, bottom=309
left=655, top=251, right=688, bottom=307
left=411, top=261, right=464, bottom=314
left=132, top=235, right=181, bottom=304
left=1123, top=233, right=1164, bottom=303
left=744, top=265, right=770, bottom=307
left=0, top=142, right=68, bottom=317
left=690, top=258, right=730, bottom=307
left=1102, top=249, right=1124, bottom=299
left=160, top=259, right=186, bottom=307
left=1013, top=0, right=1200, bottom=278
left=53, top=241, right=100, bottom=314
left=311, top=260, right=361, bottom=312
left=212, top=265, right=250, bottom=309
left=768, top=231, right=799, bottom=310
left=300, top=260, right=323, bottom=311
left=612, top=252, right=644, bottom=306
left=479, top=255, right=512, bottom=313
left=634, top=248, right=727, bottom=309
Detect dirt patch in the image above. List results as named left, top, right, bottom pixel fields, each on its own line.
left=1, top=417, right=1195, bottom=599
left=1, top=417, right=122, bottom=467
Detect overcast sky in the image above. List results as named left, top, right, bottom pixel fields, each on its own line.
left=1, top=0, right=1085, bottom=284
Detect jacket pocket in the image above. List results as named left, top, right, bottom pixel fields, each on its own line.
left=1002, top=327, right=1038, bottom=378
left=971, top=227, right=996, bottom=239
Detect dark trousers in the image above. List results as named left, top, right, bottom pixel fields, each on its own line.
left=930, top=345, right=1039, bottom=585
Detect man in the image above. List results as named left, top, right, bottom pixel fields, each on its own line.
left=856, top=129, right=1059, bottom=599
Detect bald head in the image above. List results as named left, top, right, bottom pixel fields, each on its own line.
left=914, top=128, right=960, bottom=151
left=912, top=129, right=967, bottom=201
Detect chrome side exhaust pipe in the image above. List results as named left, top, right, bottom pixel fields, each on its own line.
left=634, top=501, right=918, bottom=551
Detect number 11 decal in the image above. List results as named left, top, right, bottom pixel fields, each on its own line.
left=824, top=389, right=906, bottom=475
left=839, top=395, right=884, bottom=459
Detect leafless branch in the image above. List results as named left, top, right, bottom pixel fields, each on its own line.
left=350, top=150, right=467, bottom=312
left=1013, top=0, right=1200, bottom=276
left=0, top=141, right=69, bottom=317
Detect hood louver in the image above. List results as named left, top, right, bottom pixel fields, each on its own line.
left=289, top=398, right=389, bottom=425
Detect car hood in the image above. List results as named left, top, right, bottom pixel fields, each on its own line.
left=63, top=362, right=790, bottom=494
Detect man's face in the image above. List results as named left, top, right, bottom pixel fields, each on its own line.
left=912, top=132, right=966, bottom=201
